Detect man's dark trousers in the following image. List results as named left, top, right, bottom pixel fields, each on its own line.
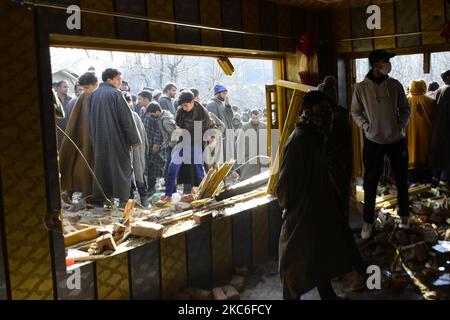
left=363, top=137, right=409, bottom=224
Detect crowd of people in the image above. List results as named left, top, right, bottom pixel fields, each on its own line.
left=54, top=50, right=449, bottom=299
left=56, top=68, right=268, bottom=208
left=276, top=49, right=450, bottom=299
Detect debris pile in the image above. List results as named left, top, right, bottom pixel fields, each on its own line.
left=356, top=183, right=450, bottom=299
left=62, top=171, right=268, bottom=267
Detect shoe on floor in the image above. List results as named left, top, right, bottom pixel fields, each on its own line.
left=398, top=216, right=410, bottom=230
left=140, top=196, right=150, bottom=208
left=350, top=272, right=367, bottom=292
left=361, top=222, right=374, bottom=240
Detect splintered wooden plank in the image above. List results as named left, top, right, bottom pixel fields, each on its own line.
left=267, top=88, right=305, bottom=195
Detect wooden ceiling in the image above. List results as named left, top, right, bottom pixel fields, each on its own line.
left=270, top=0, right=392, bottom=9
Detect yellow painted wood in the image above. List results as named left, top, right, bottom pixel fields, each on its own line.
left=80, top=0, right=115, bottom=39
left=0, top=1, right=54, bottom=300
left=420, top=0, right=446, bottom=45
left=211, top=217, right=232, bottom=285
left=373, top=0, right=396, bottom=49
left=160, top=233, right=187, bottom=299
left=50, top=34, right=286, bottom=60
left=252, top=205, right=269, bottom=265
left=96, top=253, right=130, bottom=300
left=277, top=4, right=293, bottom=52
left=147, top=0, right=175, bottom=43
left=243, top=0, right=261, bottom=50
left=333, top=7, right=352, bottom=53
left=199, top=0, right=222, bottom=47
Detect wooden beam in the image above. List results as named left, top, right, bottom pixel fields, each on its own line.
left=275, top=80, right=316, bottom=92
left=50, top=34, right=288, bottom=60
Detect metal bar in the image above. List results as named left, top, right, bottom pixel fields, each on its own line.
left=24, top=0, right=296, bottom=40
left=339, top=30, right=443, bottom=42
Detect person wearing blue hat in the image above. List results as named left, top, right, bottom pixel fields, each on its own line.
left=206, top=84, right=234, bottom=162
left=207, top=84, right=233, bottom=130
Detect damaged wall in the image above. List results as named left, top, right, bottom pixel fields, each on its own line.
left=0, top=0, right=298, bottom=300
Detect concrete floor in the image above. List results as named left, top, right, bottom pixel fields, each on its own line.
left=240, top=211, right=423, bottom=300
left=240, top=259, right=423, bottom=300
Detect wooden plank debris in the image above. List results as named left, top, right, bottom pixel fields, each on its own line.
left=95, top=234, right=117, bottom=252
left=122, top=199, right=136, bottom=219
left=376, top=185, right=432, bottom=208
left=196, top=160, right=235, bottom=200
left=64, top=226, right=100, bottom=247
left=130, top=221, right=164, bottom=239
left=113, top=222, right=126, bottom=234
left=193, top=211, right=213, bottom=224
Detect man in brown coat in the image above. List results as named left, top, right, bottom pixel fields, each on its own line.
left=59, top=72, right=98, bottom=202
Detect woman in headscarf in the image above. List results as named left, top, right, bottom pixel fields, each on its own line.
left=406, top=79, right=435, bottom=183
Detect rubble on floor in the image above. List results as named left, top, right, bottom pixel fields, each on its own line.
left=62, top=183, right=267, bottom=267
left=356, top=183, right=450, bottom=300
left=175, top=267, right=248, bottom=300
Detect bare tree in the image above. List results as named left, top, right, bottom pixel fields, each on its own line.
left=159, top=55, right=164, bottom=88
left=166, top=55, right=185, bottom=83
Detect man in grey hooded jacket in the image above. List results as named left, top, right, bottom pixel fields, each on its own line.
left=206, top=84, right=234, bottom=163
left=351, top=49, right=411, bottom=240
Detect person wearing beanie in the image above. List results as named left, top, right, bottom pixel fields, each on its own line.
left=427, top=82, right=440, bottom=99
left=152, top=89, right=163, bottom=102
left=236, top=109, right=268, bottom=180
left=441, top=70, right=450, bottom=86
left=206, top=84, right=234, bottom=130
left=317, top=75, right=338, bottom=107
left=120, top=80, right=131, bottom=92
left=232, top=113, right=243, bottom=131
left=277, top=90, right=367, bottom=300
left=206, top=84, right=234, bottom=163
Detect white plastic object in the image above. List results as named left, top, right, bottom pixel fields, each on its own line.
left=171, top=193, right=181, bottom=203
